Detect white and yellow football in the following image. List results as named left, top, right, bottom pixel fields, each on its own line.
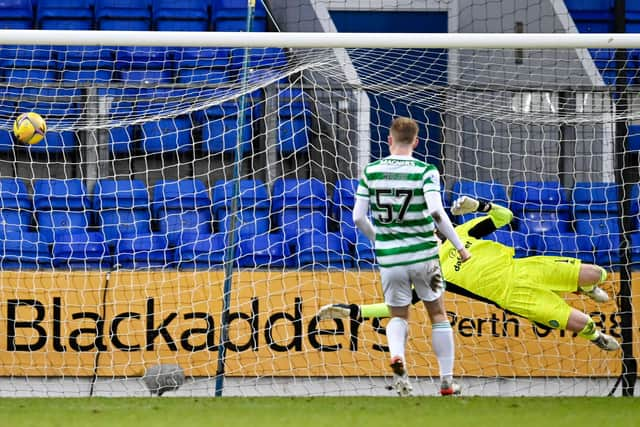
left=13, top=112, right=46, bottom=145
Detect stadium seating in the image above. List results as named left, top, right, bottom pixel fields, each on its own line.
left=212, top=179, right=270, bottom=236
left=115, top=46, right=174, bottom=85
left=272, top=178, right=340, bottom=266
left=0, top=178, right=50, bottom=269
left=58, top=46, right=114, bottom=84
left=237, top=232, right=293, bottom=268
left=175, top=47, right=235, bottom=84
left=136, top=89, right=193, bottom=154
left=178, top=232, right=226, bottom=269
left=627, top=2, right=640, bottom=32
left=565, top=0, right=614, bottom=33
left=277, top=88, right=312, bottom=154
left=95, top=0, right=152, bottom=30
left=510, top=181, right=572, bottom=235
left=211, top=0, right=267, bottom=32
left=450, top=180, right=509, bottom=224
left=33, top=179, right=110, bottom=269
left=573, top=182, right=640, bottom=266
left=200, top=101, right=253, bottom=154
left=36, top=0, right=94, bottom=30
left=272, top=178, right=328, bottom=243
left=330, top=178, right=359, bottom=243
left=93, top=179, right=173, bottom=269
left=0, top=0, right=33, bottom=29
left=152, top=0, right=208, bottom=31
left=296, top=230, right=350, bottom=269
left=152, top=179, right=213, bottom=247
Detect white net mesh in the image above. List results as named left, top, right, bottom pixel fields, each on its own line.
left=0, top=28, right=638, bottom=396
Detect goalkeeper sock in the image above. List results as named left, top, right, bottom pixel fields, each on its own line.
left=578, top=318, right=599, bottom=341
left=432, top=321, right=455, bottom=381
left=360, top=303, right=390, bottom=318
left=579, top=266, right=607, bottom=293
left=386, top=317, right=408, bottom=361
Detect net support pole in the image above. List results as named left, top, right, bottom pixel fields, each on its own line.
left=614, top=0, right=637, bottom=397
left=214, top=0, right=257, bottom=397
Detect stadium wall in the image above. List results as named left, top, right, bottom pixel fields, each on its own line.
left=0, top=270, right=631, bottom=378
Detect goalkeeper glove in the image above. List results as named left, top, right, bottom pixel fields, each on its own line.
left=451, top=196, right=480, bottom=215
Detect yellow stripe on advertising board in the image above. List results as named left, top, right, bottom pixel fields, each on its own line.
left=0, top=270, right=629, bottom=377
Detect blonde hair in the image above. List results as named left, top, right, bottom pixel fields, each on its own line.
left=390, top=117, right=419, bottom=145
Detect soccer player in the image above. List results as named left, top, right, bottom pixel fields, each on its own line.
left=320, top=196, right=621, bottom=369
left=352, top=117, right=471, bottom=397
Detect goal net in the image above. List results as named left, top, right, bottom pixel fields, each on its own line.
left=0, top=28, right=638, bottom=397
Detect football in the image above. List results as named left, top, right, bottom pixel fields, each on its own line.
left=13, top=112, right=46, bottom=145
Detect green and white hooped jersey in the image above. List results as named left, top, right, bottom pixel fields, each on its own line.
left=355, top=155, right=440, bottom=268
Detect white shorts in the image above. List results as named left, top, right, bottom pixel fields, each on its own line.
left=380, top=259, right=444, bottom=307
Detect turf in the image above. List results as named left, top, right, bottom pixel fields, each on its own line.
left=1, top=396, right=636, bottom=427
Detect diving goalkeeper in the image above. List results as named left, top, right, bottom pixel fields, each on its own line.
left=320, top=196, right=620, bottom=352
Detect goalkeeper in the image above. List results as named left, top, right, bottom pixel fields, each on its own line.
left=320, top=196, right=620, bottom=352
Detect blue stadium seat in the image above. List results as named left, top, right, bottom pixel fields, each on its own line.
left=237, top=232, right=293, bottom=268
left=510, top=181, right=571, bottom=234
left=177, top=66, right=231, bottom=84
left=58, top=46, right=114, bottom=84
left=92, top=179, right=152, bottom=241
left=140, top=116, right=192, bottom=154
left=134, top=89, right=192, bottom=154
left=96, top=88, right=136, bottom=155
left=115, top=46, right=172, bottom=70
left=565, top=0, right=614, bottom=33
left=114, top=234, right=174, bottom=269
left=271, top=178, right=328, bottom=245
left=200, top=101, right=253, bottom=154
left=33, top=179, right=110, bottom=269
left=94, top=180, right=174, bottom=268
left=330, top=178, right=359, bottom=243
left=277, top=88, right=312, bottom=154
left=573, top=182, right=640, bottom=267
left=5, top=68, right=57, bottom=85
left=0, top=232, right=51, bottom=269
left=450, top=180, right=508, bottom=224
left=0, top=44, right=52, bottom=68
left=212, top=179, right=270, bottom=237
left=627, top=1, right=640, bottom=22
left=152, top=179, right=213, bottom=247
left=177, top=47, right=232, bottom=67
left=0, top=178, right=50, bottom=268
left=0, top=0, right=34, bottom=29
left=36, top=0, right=94, bottom=30
left=25, top=119, right=79, bottom=154
left=529, top=233, right=596, bottom=264
left=95, top=0, right=151, bottom=30
left=629, top=124, right=640, bottom=151
left=296, top=231, right=350, bottom=269
left=152, top=0, right=208, bottom=31
left=178, top=231, right=225, bottom=269
left=590, top=48, right=617, bottom=85
left=0, top=89, right=17, bottom=151
left=211, top=0, right=266, bottom=31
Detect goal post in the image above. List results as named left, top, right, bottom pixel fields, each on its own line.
left=0, top=29, right=638, bottom=397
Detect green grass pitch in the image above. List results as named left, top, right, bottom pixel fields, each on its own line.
left=1, top=397, right=637, bottom=427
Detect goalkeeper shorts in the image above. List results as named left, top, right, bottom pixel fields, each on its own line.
left=505, top=256, right=582, bottom=330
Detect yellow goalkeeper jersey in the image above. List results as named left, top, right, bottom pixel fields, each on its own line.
left=439, top=207, right=515, bottom=305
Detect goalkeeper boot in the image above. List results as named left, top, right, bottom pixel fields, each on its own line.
left=317, top=303, right=356, bottom=320
left=591, top=332, right=620, bottom=351
left=440, top=379, right=462, bottom=396
left=390, top=356, right=413, bottom=397
left=579, top=286, right=609, bottom=303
